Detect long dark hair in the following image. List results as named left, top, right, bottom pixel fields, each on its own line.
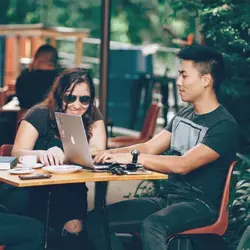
left=42, top=67, right=96, bottom=140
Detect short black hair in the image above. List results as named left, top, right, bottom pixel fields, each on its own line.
left=177, top=45, right=225, bottom=88
left=34, top=44, right=58, bottom=67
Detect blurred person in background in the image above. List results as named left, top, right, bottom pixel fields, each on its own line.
left=15, top=44, right=59, bottom=109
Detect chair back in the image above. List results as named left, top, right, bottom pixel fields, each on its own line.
left=181, top=161, right=237, bottom=236
left=215, top=160, right=237, bottom=234
left=140, top=102, right=160, bottom=140
left=0, top=144, right=13, bottom=156
left=0, top=86, right=8, bottom=107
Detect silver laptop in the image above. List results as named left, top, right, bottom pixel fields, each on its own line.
left=55, top=112, right=111, bottom=171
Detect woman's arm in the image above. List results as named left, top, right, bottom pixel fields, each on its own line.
left=11, top=120, right=46, bottom=158
left=89, top=120, right=106, bottom=153
left=12, top=120, right=65, bottom=165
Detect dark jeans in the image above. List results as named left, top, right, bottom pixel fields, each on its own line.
left=0, top=182, right=88, bottom=250
left=29, top=183, right=88, bottom=231
left=29, top=183, right=88, bottom=250
left=0, top=184, right=30, bottom=215
left=86, top=194, right=218, bottom=250
left=0, top=213, right=43, bottom=250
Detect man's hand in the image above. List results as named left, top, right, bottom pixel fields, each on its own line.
left=92, top=149, right=112, bottom=163
left=95, top=152, right=131, bottom=164
left=39, top=146, right=65, bottom=166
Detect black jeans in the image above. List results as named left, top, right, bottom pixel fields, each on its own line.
left=0, top=184, right=30, bottom=215
left=29, top=183, right=88, bottom=231
left=0, top=213, right=43, bottom=250
left=86, top=194, right=218, bottom=250
left=29, top=183, right=88, bottom=250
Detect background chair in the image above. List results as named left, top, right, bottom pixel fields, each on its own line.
left=0, top=86, right=9, bottom=108
left=167, top=161, right=237, bottom=249
left=0, top=144, right=13, bottom=156
left=108, top=102, right=160, bottom=148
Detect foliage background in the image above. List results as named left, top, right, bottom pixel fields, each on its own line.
left=1, top=0, right=249, bottom=150
left=169, top=0, right=250, bottom=153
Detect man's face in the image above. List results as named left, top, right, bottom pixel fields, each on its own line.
left=177, top=60, right=206, bottom=103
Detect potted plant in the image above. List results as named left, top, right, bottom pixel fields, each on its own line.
left=224, top=154, right=250, bottom=249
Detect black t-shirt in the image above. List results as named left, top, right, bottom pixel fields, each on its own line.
left=16, top=69, right=58, bottom=109
left=162, top=104, right=239, bottom=207
left=22, top=105, right=103, bottom=151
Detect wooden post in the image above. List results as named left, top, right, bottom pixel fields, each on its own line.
left=25, top=37, right=32, bottom=58
left=40, top=36, right=46, bottom=46
left=31, top=37, right=36, bottom=57
left=75, top=37, right=83, bottom=66
left=13, top=36, right=21, bottom=78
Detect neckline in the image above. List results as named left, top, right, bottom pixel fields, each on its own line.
left=193, top=104, right=222, bottom=117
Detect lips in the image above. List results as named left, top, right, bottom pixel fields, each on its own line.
left=69, top=110, right=85, bottom=115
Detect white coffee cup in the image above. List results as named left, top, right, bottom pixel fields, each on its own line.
left=19, top=155, right=37, bottom=168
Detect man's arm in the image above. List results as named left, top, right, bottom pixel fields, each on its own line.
left=118, top=129, right=172, bottom=155
left=138, top=119, right=238, bottom=174
left=93, top=129, right=171, bottom=162
left=138, top=143, right=220, bottom=174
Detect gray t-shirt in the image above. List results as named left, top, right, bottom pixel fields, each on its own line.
left=161, top=104, right=239, bottom=207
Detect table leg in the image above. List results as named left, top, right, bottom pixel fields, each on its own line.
left=44, top=190, right=51, bottom=250
left=96, top=181, right=112, bottom=250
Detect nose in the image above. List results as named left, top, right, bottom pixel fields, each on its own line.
left=72, top=98, right=82, bottom=109
left=176, top=75, right=182, bottom=86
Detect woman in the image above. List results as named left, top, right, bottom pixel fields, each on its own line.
left=11, top=68, right=106, bottom=250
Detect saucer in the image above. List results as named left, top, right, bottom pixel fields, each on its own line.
left=9, top=168, right=35, bottom=175
left=42, top=165, right=82, bottom=174
left=16, top=163, right=44, bottom=169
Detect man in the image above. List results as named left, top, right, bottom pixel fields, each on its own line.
left=15, top=44, right=59, bottom=109
left=86, top=45, right=239, bottom=250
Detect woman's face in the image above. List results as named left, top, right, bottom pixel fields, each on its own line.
left=63, top=82, right=91, bottom=116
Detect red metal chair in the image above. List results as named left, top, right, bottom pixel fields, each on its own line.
left=0, top=144, right=13, bottom=156
left=108, top=102, right=160, bottom=148
left=167, top=161, right=237, bottom=248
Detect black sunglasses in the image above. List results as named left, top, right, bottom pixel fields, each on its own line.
left=63, top=94, right=91, bottom=105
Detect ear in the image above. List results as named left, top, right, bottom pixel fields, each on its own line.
left=202, top=73, right=212, bottom=88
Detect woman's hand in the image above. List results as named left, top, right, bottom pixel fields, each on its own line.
left=39, top=146, right=65, bottom=166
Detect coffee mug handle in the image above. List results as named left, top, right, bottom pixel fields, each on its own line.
left=19, top=156, right=24, bottom=163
